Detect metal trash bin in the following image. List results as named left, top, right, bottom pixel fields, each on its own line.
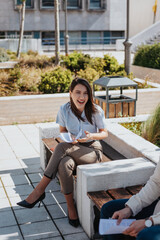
left=93, top=76, right=138, bottom=118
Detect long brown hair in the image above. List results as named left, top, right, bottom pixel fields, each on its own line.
left=70, top=78, right=97, bottom=124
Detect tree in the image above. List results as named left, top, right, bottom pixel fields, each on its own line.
left=17, top=0, right=26, bottom=59
left=54, top=0, right=60, bottom=65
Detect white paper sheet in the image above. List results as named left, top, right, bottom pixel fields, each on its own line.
left=59, top=129, right=82, bottom=143
left=99, top=219, right=136, bottom=235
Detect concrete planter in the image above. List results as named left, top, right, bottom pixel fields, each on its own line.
left=131, top=65, right=160, bottom=84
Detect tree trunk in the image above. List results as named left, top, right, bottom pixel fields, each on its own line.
left=54, top=0, right=60, bottom=65
left=17, top=0, right=26, bottom=59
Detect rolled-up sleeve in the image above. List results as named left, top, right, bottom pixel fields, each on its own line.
left=94, top=106, right=107, bottom=130
left=56, top=105, right=66, bottom=127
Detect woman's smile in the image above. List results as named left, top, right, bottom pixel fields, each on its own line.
left=70, top=84, right=88, bottom=112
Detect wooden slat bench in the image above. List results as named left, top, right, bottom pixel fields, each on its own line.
left=42, top=137, right=126, bottom=167
left=87, top=185, right=143, bottom=238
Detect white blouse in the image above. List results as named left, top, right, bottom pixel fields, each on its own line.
left=56, top=102, right=107, bottom=139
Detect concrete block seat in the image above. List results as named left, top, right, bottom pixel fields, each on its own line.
left=38, top=122, right=159, bottom=239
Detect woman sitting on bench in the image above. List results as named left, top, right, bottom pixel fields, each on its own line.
left=100, top=159, right=160, bottom=240
left=17, top=77, right=108, bottom=228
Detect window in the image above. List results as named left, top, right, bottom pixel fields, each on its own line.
left=23, top=32, right=33, bottom=38
left=88, top=0, right=106, bottom=10
left=34, top=31, right=40, bottom=39
left=67, top=0, right=82, bottom=9
left=7, top=31, right=17, bottom=38
left=68, top=32, right=81, bottom=44
left=111, top=31, right=124, bottom=44
left=40, top=0, right=54, bottom=8
left=87, top=32, right=102, bottom=44
left=90, top=0, right=101, bottom=9
left=0, top=32, right=5, bottom=39
left=16, top=0, right=34, bottom=9
left=42, top=32, right=55, bottom=45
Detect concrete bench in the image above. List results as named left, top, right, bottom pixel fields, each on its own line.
left=77, top=158, right=156, bottom=239
left=38, top=122, right=159, bottom=239
left=87, top=184, right=143, bottom=238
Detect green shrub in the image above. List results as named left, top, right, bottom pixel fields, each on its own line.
left=6, top=50, right=17, bottom=60
left=16, top=67, right=42, bottom=93
left=103, top=54, right=120, bottom=74
left=77, top=67, right=100, bottom=85
left=38, top=67, right=73, bottom=93
left=26, top=50, right=38, bottom=56
left=0, top=48, right=10, bottom=62
left=141, top=104, right=160, bottom=147
left=133, top=43, right=160, bottom=69
left=61, top=51, right=91, bottom=72
left=87, top=57, right=106, bottom=77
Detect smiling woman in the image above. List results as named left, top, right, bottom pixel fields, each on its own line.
left=17, top=77, right=108, bottom=228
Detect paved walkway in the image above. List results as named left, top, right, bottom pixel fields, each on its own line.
left=0, top=123, right=90, bottom=240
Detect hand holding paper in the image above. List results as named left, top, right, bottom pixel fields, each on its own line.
left=99, top=219, right=136, bottom=235
left=59, top=129, right=82, bottom=143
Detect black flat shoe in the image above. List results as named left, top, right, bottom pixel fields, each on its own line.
left=68, top=217, right=80, bottom=228
left=17, top=192, right=45, bottom=209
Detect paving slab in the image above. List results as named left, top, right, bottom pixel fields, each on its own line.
left=27, top=172, right=43, bottom=183
left=18, top=124, right=40, bottom=153
left=1, top=174, right=29, bottom=187
left=0, top=210, right=17, bottom=227
left=15, top=206, right=51, bottom=224
left=47, top=203, right=67, bottom=219
left=24, top=164, right=43, bottom=174
left=0, top=168, right=25, bottom=176
left=44, top=191, right=66, bottom=206
left=0, top=187, right=7, bottom=199
left=0, top=225, right=23, bottom=240
left=0, top=158, right=23, bottom=171
left=5, top=184, right=33, bottom=198
left=20, top=156, right=41, bottom=166
left=54, top=218, right=84, bottom=235
left=39, top=237, right=63, bottom=240
left=46, top=178, right=61, bottom=192
left=0, top=125, right=38, bottom=158
left=0, top=130, right=17, bottom=160
left=64, top=232, right=90, bottom=240
left=20, top=220, right=60, bottom=240
left=0, top=197, right=10, bottom=210
left=33, top=178, right=61, bottom=192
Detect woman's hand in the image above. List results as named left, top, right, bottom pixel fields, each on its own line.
left=71, top=134, right=78, bottom=144
left=112, top=206, right=132, bottom=225
left=123, top=219, right=145, bottom=237
left=77, top=131, right=93, bottom=143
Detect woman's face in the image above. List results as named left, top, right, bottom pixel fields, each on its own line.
left=70, top=84, right=89, bottom=112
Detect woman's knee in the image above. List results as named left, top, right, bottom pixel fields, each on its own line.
left=58, top=157, right=76, bottom=174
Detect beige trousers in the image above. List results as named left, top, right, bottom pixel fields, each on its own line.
left=44, top=140, right=102, bottom=194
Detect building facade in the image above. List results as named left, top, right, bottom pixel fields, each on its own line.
left=0, top=0, right=126, bottom=50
